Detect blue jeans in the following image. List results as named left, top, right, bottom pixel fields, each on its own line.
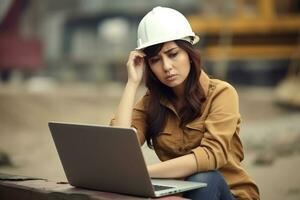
left=183, top=171, right=236, bottom=200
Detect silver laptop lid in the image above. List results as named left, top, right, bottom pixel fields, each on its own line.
left=49, top=122, right=155, bottom=197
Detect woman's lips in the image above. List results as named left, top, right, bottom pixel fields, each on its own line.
left=166, top=74, right=177, bottom=81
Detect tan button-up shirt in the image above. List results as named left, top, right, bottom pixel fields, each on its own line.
left=129, top=71, right=259, bottom=199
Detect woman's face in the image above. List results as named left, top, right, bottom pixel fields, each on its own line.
left=147, top=41, right=191, bottom=92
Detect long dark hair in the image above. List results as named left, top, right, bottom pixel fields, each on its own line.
left=143, top=40, right=206, bottom=148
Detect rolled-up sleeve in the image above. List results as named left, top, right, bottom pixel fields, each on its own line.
left=110, top=96, right=148, bottom=146
left=192, top=83, right=240, bottom=172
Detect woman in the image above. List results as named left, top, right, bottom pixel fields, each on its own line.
left=111, top=6, right=259, bottom=200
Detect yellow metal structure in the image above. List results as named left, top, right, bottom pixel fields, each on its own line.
left=188, top=0, right=300, bottom=60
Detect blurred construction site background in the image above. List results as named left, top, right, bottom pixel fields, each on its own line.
left=0, top=0, right=300, bottom=200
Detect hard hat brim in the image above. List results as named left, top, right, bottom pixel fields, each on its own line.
left=136, top=35, right=200, bottom=50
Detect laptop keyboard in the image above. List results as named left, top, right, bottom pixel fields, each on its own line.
left=153, top=184, right=174, bottom=191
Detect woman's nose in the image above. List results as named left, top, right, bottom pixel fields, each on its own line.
left=162, top=57, right=172, bottom=72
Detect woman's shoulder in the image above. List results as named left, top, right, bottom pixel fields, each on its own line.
left=209, top=78, right=238, bottom=96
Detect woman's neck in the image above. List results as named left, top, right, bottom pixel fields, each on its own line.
left=172, top=82, right=185, bottom=98
left=171, top=92, right=185, bottom=113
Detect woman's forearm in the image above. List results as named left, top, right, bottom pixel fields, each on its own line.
left=147, top=154, right=198, bottom=178
left=113, top=81, right=139, bottom=128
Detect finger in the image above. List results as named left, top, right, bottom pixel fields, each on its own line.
left=129, top=51, right=144, bottom=64
left=136, top=50, right=146, bottom=57
left=130, top=50, right=145, bottom=58
left=134, top=56, right=144, bottom=66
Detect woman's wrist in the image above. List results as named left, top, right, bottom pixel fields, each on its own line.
left=127, top=79, right=141, bottom=89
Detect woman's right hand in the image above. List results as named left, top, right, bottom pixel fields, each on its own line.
left=126, top=50, right=146, bottom=85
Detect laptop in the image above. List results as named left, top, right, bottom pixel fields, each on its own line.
left=48, top=122, right=206, bottom=197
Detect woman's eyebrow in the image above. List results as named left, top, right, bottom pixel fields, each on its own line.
left=147, top=47, right=179, bottom=59
left=162, top=47, right=178, bottom=54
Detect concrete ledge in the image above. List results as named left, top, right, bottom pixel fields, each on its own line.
left=0, top=174, right=187, bottom=200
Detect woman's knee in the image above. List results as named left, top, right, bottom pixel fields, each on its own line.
left=184, top=171, right=235, bottom=200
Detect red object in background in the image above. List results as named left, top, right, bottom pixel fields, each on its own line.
left=0, top=34, right=42, bottom=70
left=0, top=0, right=43, bottom=70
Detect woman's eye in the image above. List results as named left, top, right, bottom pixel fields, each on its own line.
left=169, top=52, right=178, bottom=58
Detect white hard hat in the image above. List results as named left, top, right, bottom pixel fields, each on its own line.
left=136, top=6, right=199, bottom=50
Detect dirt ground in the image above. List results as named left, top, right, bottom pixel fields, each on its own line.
left=0, top=81, right=300, bottom=200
